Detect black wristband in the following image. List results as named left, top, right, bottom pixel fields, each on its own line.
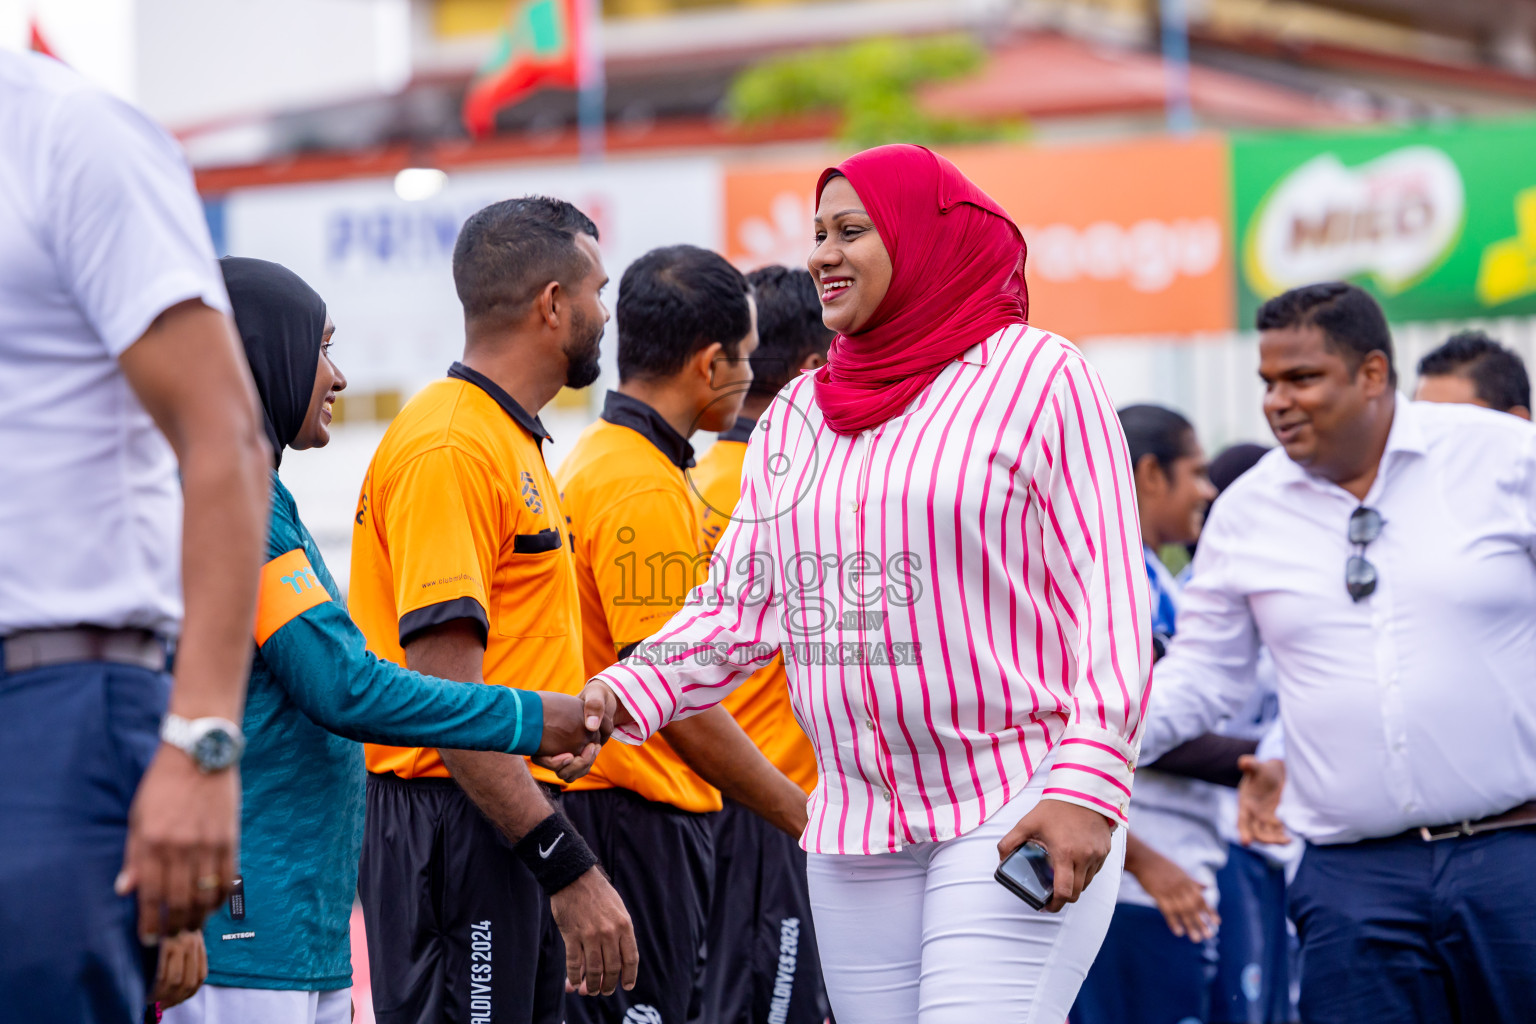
left=513, top=812, right=599, bottom=896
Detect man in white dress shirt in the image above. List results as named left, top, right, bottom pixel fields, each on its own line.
left=0, top=51, right=269, bottom=1022
left=1141, top=281, right=1536, bottom=1024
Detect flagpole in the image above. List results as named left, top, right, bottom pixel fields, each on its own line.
left=578, top=0, right=606, bottom=163
left=1159, top=0, right=1195, bottom=135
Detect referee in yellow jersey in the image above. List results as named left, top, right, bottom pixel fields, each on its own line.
left=556, top=246, right=810, bottom=1024
left=350, top=198, right=636, bottom=1023
left=689, top=266, right=832, bottom=1024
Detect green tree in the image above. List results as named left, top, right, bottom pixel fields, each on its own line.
left=727, top=35, right=1026, bottom=149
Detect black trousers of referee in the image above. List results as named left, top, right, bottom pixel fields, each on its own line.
left=360, top=773, right=567, bottom=1024
left=564, top=787, right=716, bottom=1024
left=693, top=798, right=831, bottom=1024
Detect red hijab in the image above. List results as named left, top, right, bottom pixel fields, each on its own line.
left=810, top=144, right=1028, bottom=435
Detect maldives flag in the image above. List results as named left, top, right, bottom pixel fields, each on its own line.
left=463, top=0, right=583, bottom=138
left=29, top=18, right=57, bottom=57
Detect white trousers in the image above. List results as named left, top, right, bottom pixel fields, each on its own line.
left=806, top=784, right=1124, bottom=1024
left=161, top=985, right=352, bottom=1024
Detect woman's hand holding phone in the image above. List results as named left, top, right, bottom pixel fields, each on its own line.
left=997, top=798, right=1116, bottom=912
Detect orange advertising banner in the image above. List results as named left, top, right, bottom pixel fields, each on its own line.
left=723, top=135, right=1234, bottom=339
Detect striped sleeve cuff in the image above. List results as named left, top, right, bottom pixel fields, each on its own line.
left=1044, top=727, right=1140, bottom=825
left=593, top=660, right=672, bottom=746
left=505, top=688, right=544, bottom=756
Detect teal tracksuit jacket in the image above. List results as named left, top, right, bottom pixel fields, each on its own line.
left=201, top=473, right=543, bottom=990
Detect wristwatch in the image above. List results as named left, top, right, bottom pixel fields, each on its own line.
left=160, top=714, right=245, bottom=773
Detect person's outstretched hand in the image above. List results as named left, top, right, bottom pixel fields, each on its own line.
left=536, top=681, right=634, bottom=783
left=999, top=798, right=1116, bottom=913
left=531, top=693, right=603, bottom=783
left=151, top=929, right=209, bottom=1008
left=578, top=679, right=626, bottom=738
left=1237, top=755, right=1288, bottom=846
left=1125, top=838, right=1218, bottom=942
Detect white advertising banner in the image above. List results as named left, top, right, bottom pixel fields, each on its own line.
left=222, top=156, right=724, bottom=398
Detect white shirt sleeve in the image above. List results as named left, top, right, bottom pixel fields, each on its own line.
left=1255, top=719, right=1286, bottom=762
left=1140, top=498, right=1264, bottom=762
left=43, top=85, right=229, bottom=357
left=1520, top=428, right=1536, bottom=560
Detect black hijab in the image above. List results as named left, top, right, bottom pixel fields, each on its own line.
left=220, top=257, right=328, bottom=467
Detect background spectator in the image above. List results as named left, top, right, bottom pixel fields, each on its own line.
left=1414, top=329, right=1531, bottom=419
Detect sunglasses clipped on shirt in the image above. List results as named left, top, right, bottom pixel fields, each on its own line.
left=1346, top=506, right=1383, bottom=602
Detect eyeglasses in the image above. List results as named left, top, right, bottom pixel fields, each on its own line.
left=1345, top=506, right=1383, bottom=602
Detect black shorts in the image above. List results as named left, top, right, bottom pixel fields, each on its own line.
left=359, top=772, right=566, bottom=1024
left=563, top=787, right=716, bottom=1024
left=694, top=798, right=830, bottom=1024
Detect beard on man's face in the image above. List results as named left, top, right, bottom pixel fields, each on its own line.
left=563, top=307, right=604, bottom=389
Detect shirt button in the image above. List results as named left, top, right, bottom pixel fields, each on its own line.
left=865, top=718, right=876, bottom=731
left=847, top=500, right=859, bottom=513
left=882, top=789, right=893, bottom=802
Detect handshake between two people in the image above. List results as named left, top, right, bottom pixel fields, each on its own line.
left=530, top=683, right=627, bottom=782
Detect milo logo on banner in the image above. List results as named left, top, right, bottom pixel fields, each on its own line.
left=1243, top=146, right=1464, bottom=298
left=1233, top=121, right=1536, bottom=324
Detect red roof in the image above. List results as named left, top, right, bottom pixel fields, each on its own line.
left=920, top=34, right=1372, bottom=127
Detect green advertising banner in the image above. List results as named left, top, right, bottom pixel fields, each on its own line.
left=1233, top=119, right=1536, bottom=327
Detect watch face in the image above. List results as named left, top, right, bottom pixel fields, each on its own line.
left=193, top=729, right=240, bottom=771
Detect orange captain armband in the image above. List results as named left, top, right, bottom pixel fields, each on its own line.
left=253, top=549, right=332, bottom=646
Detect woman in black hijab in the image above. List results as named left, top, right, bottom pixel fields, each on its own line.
left=221, top=256, right=343, bottom=466
left=163, top=258, right=591, bottom=1024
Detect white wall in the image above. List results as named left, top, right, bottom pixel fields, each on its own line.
left=134, top=0, right=410, bottom=128
left=3, top=0, right=408, bottom=128
left=3, top=0, right=135, bottom=96
left=1083, top=316, right=1536, bottom=451
left=223, top=155, right=723, bottom=397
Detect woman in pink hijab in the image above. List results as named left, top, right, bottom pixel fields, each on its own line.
left=584, top=145, right=1151, bottom=1021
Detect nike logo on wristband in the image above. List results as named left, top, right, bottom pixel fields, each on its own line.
left=539, top=835, right=563, bottom=859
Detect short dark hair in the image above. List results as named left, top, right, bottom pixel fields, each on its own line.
left=744, top=266, right=832, bottom=397
left=1255, top=281, right=1397, bottom=386
left=617, top=245, right=752, bottom=382
left=1208, top=443, right=1269, bottom=496
left=452, top=196, right=598, bottom=324
left=1119, top=404, right=1196, bottom=478
left=1417, top=330, right=1531, bottom=412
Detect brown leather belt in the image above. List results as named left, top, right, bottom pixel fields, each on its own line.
left=1, top=627, right=168, bottom=675
left=1416, top=800, right=1536, bottom=842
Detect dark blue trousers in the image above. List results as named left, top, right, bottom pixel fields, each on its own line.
left=0, top=660, right=170, bottom=1023
left=1210, top=844, right=1296, bottom=1023
left=1289, top=829, right=1536, bottom=1024
left=1071, top=902, right=1217, bottom=1024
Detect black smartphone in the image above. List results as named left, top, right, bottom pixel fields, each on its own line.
left=995, top=840, right=1055, bottom=910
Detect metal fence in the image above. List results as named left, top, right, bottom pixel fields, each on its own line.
left=1081, top=315, right=1536, bottom=450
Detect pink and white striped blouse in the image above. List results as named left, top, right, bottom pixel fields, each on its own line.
left=595, top=324, right=1153, bottom=854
